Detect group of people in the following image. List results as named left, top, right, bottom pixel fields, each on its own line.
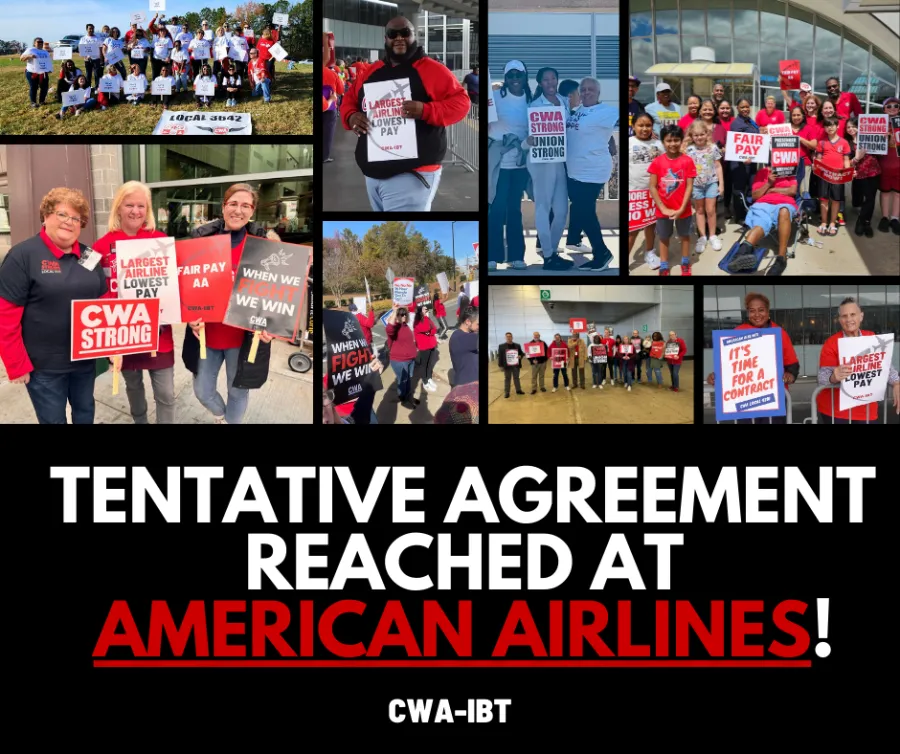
left=20, top=16, right=282, bottom=116
left=707, top=292, right=899, bottom=424
left=0, top=182, right=283, bottom=425
left=488, top=61, right=619, bottom=272
left=499, top=328, right=687, bottom=397
left=333, top=17, right=471, bottom=212
left=628, top=75, right=900, bottom=276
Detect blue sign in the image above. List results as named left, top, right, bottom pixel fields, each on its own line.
left=712, top=327, right=786, bottom=422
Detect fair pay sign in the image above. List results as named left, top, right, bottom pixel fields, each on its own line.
left=725, top=132, right=770, bottom=164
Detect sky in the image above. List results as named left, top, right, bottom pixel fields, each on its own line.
left=8, top=2, right=240, bottom=46
left=322, top=221, right=480, bottom=270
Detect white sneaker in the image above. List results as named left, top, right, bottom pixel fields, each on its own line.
left=592, top=384, right=597, bottom=389
left=644, top=250, right=661, bottom=270
left=566, top=386, right=571, bottom=391
left=566, top=243, right=590, bottom=252
left=709, top=235, right=723, bottom=251
left=627, top=385, right=632, bottom=392
left=510, top=260, right=528, bottom=270
left=599, top=384, right=603, bottom=389
left=214, top=415, right=227, bottom=424
left=552, top=387, right=558, bottom=393
left=488, top=261, right=497, bottom=271
left=695, top=238, right=707, bottom=254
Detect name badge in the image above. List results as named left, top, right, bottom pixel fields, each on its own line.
left=78, top=247, right=102, bottom=271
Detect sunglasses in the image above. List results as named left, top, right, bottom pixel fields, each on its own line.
left=885, top=103, right=900, bottom=110
left=507, top=70, right=525, bottom=79
left=385, top=28, right=412, bottom=39
left=827, top=84, right=840, bottom=90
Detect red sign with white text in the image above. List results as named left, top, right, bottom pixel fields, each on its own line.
left=779, top=60, right=800, bottom=90
left=175, top=236, right=233, bottom=323
left=71, top=298, right=160, bottom=360
left=629, top=189, right=656, bottom=232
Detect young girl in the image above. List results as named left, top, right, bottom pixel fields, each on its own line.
left=685, top=120, right=724, bottom=253
left=153, top=64, right=175, bottom=108
left=194, top=63, right=216, bottom=107
left=589, top=334, right=605, bottom=389
left=218, top=58, right=242, bottom=107
left=56, top=59, right=82, bottom=101
left=678, top=94, right=701, bottom=132
left=171, top=40, right=189, bottom=93
left=56, top=74, right=94, bottom=118
left=549, top=334, right=569, bottom=392
left=432, top=291, right=449, bottom=340
left=97, top=64, right=123, bottom=109
left=413, top=305, right=438, bottom=394
left=876, top=96, right=900, bottom=235
left=816, top=116, right=852, bottom=236
left=648, top=124, right=696, bottom=276
left=628, top=111, right=664, bottom=270
left=125, top=63, right=147, bottom=105
left=682, top=98, right=717, bottom=150
left=845, top=116, right=882, bottom=238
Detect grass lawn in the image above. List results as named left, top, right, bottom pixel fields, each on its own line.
left=0, top=55, right=312, bottom=135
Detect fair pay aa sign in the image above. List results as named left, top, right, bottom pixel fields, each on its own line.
left=179, top=261, right=229, bottom=287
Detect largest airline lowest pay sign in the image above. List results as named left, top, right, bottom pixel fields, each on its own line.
left=363, top=78, right=418, bottom=162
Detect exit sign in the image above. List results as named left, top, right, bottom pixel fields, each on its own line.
left=540, top=290, right=551, bottom=301
left=643, top=325, right=648, bottom=332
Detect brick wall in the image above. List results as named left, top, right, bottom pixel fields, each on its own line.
left=90, top=145, right=121, bottom=235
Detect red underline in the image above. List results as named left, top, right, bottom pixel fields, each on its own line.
left=93, top=660, right=812, bottom=668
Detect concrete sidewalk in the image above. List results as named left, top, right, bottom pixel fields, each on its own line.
left=323, top=123, right=479, bottom=212
left=0, top=324, right=313, bottom=424
left=488, top=361, right=694, bottom=424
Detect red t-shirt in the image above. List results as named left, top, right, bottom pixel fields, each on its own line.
left=817, top=329, right=882, bottom=422
left=648, top=153, right=697, bottom=219
left=204, top=236, right=247, bottom=351
left=678, top=112, right=698, bottom=131
left=794, top=123, right=818, bottom=165
left=817, top=136, right=851, bottom=171
left=255, top=37, right=274, bottom=62
left=751, top=168, right=798, bottom=209
left=755, top=109, right=785, bottom=128
left=832, top=91, right=862, bottom=121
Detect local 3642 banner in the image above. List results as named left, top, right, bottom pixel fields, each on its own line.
left=153, top=112, right=253, bottom=135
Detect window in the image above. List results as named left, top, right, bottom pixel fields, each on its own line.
left=655, top=0, right=678, bottom=36
left=814, top=20, right=842, bottom=93
left=733, top=1, right=758, bottom=40
left=716, top=286, right=744, bottom=312
left=759, top=1, right=786, bottom=47
left=787, top=6, right=814, bottom=94
left=681, top=36, right=706, bottom=63
left=656, top=35, right=680, bottom=65
left=632, top=37, right=654, bottom=78
left=630, top=0, right=652, bottom=38
left=680, top=0, right=706, bottom=40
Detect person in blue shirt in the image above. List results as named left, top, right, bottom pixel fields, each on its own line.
left=463, top=64, right=479, bottom=105
left=449, top=305, right=479, bottom=387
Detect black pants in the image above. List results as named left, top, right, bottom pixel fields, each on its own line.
left=722, top=162, right=733, bottom=215
left=504, top=367, right=522, bottom=396
left=84, top=58, right=102, bottom=88
left=488, top=168, right=529, bottom=263
left=25, top=71, right=49, bottom=104
left=853, top=176, right=880, bottom=225
left=155, top=94, right=171, bottom=106
left=323, top=108, right=337, bottom=161
left=151, top=58, right=167, bottom=80
left=731, top=162, right=756, bottom=224
left=419, top=348, right=436, bottom=383
left=568, top=178, right=611, bottom=263
left=56, top=78, right=73, bottom=102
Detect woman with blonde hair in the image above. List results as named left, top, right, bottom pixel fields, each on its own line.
left=90, top=181, right=176, bottom=424
left=0, top=188, right=107, bottom=423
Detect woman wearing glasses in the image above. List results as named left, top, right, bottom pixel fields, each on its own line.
left=182, top=183, right=281, bottom=424
left=0, top=188, right=107, bottom=423
left=385, top=303, right=420, bottom=409
left=877, top=96, right=900, bottom=235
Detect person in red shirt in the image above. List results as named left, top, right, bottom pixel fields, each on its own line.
left=825, top=77, right=862, bottom=122
left=817, top=296, right=900, bottom=424
left=256, top=28, right=277, bottom=82
left=647, top=123, right=696, bottom=276
left=663, top=330, right=687, bottom=392
left=183, top=183, right=280, bottom=424
left=755, top=95, right=786, bottom=132
left=322, top=63, right=344, bottom=163
left=601, top=328, right=616, bottom=386
left=413, top=304, right=439, bottom=393
left=706, top=292, right=799, bottom=424
left=247, top=47, right=271, bottom=102
left=341, top=16, right=470, bottom=212
left=815, top=116, right=852, bottom=237
left=790, top=106, right=818, bottom=195
left=677, top=94, right=701, bottom=132
left=877, top=96, right=900, bottom=235
left=385, top=304, right=419, bottom=408
left=351, top=301, right=375, bottom=344
left=92, top=181, right=175, bottom=423
left=432, top=291, right=448, bottom=340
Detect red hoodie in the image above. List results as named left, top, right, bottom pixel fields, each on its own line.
left=664, top=337, right=687, bottom=365
left=355, top=309, right=375, bottom=344
left=386, top=321, right=417, bottom=362
left=414, top=314, right=437, bottom=351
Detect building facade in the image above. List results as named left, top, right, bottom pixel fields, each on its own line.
left=630, top=0, right=900, bottom=113
left=703, top=285, right=900, bottom=377
left=489, top=285, right=694, bottom=357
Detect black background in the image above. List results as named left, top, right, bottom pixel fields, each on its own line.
left=19, top=451, right=890, bottom=740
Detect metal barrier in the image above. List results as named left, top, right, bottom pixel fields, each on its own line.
left=444, top=103, right=479, bottom=172
left=703, top=384, right=794, bottom=424
left=804, top=384, right=895, bottom=424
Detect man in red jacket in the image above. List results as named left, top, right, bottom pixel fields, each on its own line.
left=341, top=15, right=469, bottom=212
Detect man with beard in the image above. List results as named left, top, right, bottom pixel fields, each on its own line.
left=341, top=15, right=470, bottom=212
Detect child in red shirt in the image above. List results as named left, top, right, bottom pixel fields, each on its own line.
left=648, top=123, right=696, bottom=276
left=815, top=116, right=852, bottom=236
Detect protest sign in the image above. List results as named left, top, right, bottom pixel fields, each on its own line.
left=725, top=131, right=770, bottom=163
left=858, top=114, right=888, bottom=155
left=771, top=136, right=800, bottom=176
left=174, top=235, right=232, bottom=323
left=465, top=280, right=478, bottom=301
left=712, top=327, right=786, bottom=422
left=228, top=46, right=248, bottom=62
left=837, top=334, right=894, bottom=412
left=71, top=298, right=160, bottom=360
left=131, top=11, right=147, bottom=24
left=665, top=342, right=681, bottom=359
left=392, top=277, right=415, bottom=306
left=628, top=189, right=655, bottom=232
left=656, top=110, right=680, bottom=128
left=859, top=115, right=888, bottom=135
left=550, top=346, right=568, bottom=369
left=528, top=106, right=566, bottom=163
left=150, top=0, right=166, bottom=11
left=204, top=30, right=213, bottom=41
left=192, top=46, right=210, bottom=60
left=892, top=116, right=900, bottom=152
left=779, top=60, right=800, bottom=90
left=650, top=342, right=665, bottom=359
left=99, top=77, right=121, bottom=93
left=151, top=78, right=172, bottom=96
left=195, top=79, right=216, bottom=97
left=154, top=44, right=171, bottom=61
left=105, top=47, right=125, bottom=67
left=812, top=161, right=854, bottom=184
left=62, top=89, right=88, bottom=108
left=591, top=345, right=607, bottom=364
left=324, top=310, right=382, bottom=405
left=487, top=89, right=498, bottom=124
left=54, top=46, right=72, bottom=61
left=115, top=237, right=181, bottom=326
left=130, top=47, right=145, bottom=60
left=353, top=297, right=367, bottom=316
left=33, top=55, right=54, bottom=73
left=243, top=28, right=254, bottom=39
left=570, top=318, right=587, bottom=334
left=78, top=42, right=99, bottom=59
left=273, top=12, right=289, bottom=26
left=223, top=236, right=312, bottom=341
left=215, top=45, right=229, bottom=60
left=385, top=267, right=395, bottom=286
left=505, top=350, right=520, bottom=366
left=525, top=342, right=545, bottom=358
left=363, top=78, right=419, bottom=162
left=124, top=78, right=146, bottom=94
left=620, top=343, right=634, bottom=356
left=766, top=123, right=794, bottom=137
left=269, top=42, right=288, bottom=62
left=437, top=272, right=449, bottom=295
left=415, top=284, right=431, bottom=308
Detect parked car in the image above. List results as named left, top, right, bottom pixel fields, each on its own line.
left=52, top=35, right=82, bottom=50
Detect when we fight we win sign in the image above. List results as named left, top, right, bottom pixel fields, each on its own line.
left=528, top=107, right=566, bottom=163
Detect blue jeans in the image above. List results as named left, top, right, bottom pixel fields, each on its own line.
left=668, top=362, right=681, bottom=389
left=391, top=359, right=415, bottom=400
left=25, top=368, right=96, bottom=424
left=193, top=346, right=250, bottom=424
left=252, top=80, right=272, bottom=102
left=365, top=169, right=443, bottom=212
left=622, top=365, right=634, bottom=387
left=25, top=71, right=49, bottom=104
left=652, top=367, right=663, bottom=385
left=591, top=362, right=602, bottom=385
left=488, top=168, right=528, bottom=263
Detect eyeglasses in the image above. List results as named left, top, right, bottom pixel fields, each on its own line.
left=385, top=28, right=412, bottom=39
left=224, top=202, right=254, bottom=211
left=52, top=211, right=84, bottom=227
left=885, top=103, right=900, bottom=110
